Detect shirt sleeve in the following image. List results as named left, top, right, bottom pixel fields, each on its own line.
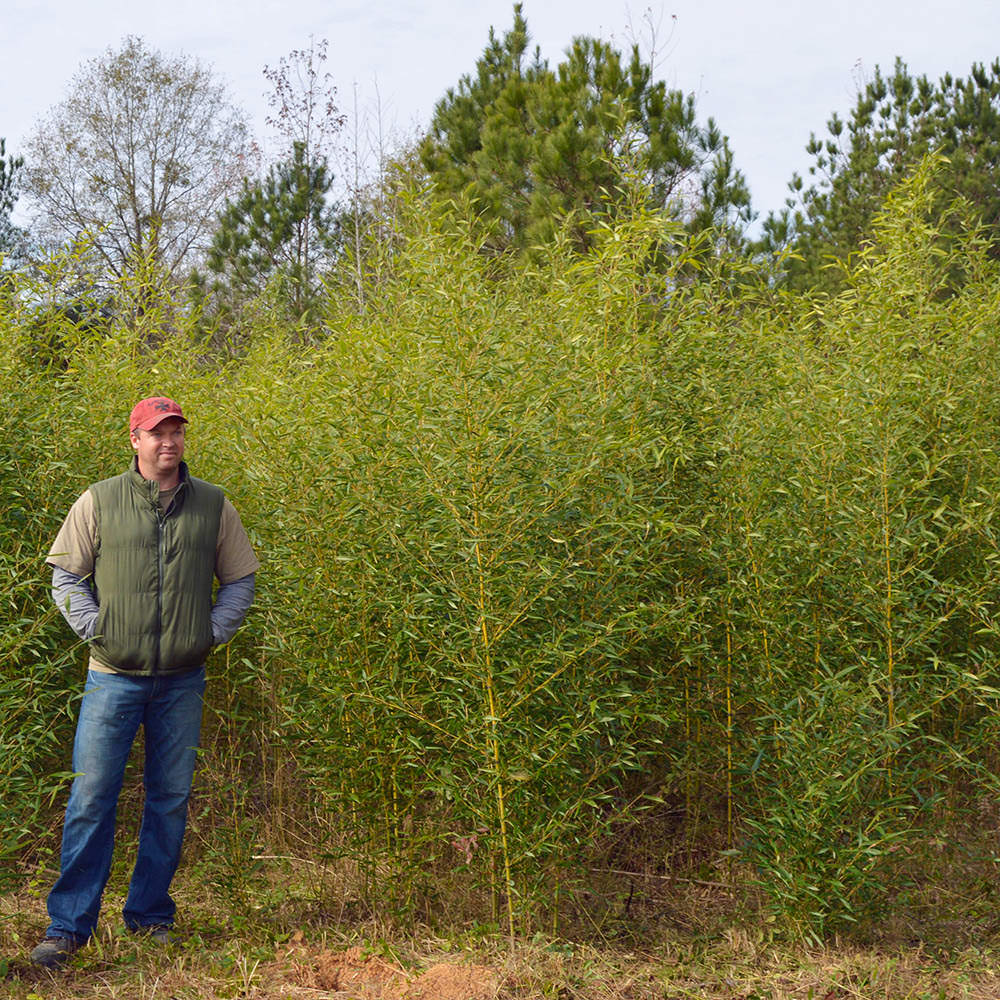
left=52, top=566, right=100, bottom=640
left=211, top=573, right=255, bottom=645
left=216, top=498, right=261, bottom=583
left=46, top=490, right=98, bottom=576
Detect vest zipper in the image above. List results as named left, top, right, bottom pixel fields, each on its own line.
left=156, top=506, right=165, bottom=674
left=155, top=483, right=181, bottom=675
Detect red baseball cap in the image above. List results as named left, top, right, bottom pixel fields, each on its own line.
left=129, top=396, right=188, bottom=432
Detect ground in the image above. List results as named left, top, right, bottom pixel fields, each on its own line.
left=5, top=913, right=1000, bottom=999
left=5, top=859, right=1000, bottom=999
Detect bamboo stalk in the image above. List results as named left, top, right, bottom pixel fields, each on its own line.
left=471, top=499, right=517, bottom=941
left=725, top=601, right=734, bottom=852
left=881, top=444, right=896, bottom=789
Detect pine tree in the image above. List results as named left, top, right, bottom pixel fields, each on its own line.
left=761, top=57, right=1000, bottom=289
left=194, top=141, right=339, bottom=330
left=420, top=5, right=751, bottom=253
left=0, top=138, right=23, bottom=261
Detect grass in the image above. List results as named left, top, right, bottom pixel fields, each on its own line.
left=5, top=856, right=1000, bottom=1000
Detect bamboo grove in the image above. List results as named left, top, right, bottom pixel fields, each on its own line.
left=4, top=161, right=1000, bottom=940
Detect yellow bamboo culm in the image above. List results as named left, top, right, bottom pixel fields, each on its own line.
left=681, top=580, right=693, bottom=820
left=391, top=758, right=400, bottom=848
left=723, top=513, right=738, bottom=852
left=684, top=673, right=692, bottom=819
left=473, top=507, right=517, bottom=941
left=813, top=604, right=822, bottom=680
left=343, top=716, right=360, bottom=833
left=742, top=511, right=780, bottom=747
left=383, top=776, right=393, bottom=852
left=743, top=511, right=775, bottom=694
left=881, top=447, right=896, bottom=788
left=724, top=593, right=735, bottom=852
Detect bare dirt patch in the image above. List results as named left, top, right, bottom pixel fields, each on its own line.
left=399, top=961, right=498, bottom=1000
left=281, top=944, right=498, bottom=999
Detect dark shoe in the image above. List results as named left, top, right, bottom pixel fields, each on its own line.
left=148, top=925, right=171, bottom=945
left=130, top=924, right=172, bottom=945
left=29, top=935, right=81, bottom=968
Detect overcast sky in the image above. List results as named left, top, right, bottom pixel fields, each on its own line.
left=4, top=0, right=1000, bottom=228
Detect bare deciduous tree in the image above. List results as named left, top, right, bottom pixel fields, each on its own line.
left=264, top=36, right=345, bottom=166
left=23, top=36, right=251, bottom=280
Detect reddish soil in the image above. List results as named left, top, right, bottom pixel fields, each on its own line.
left=281, top=943, right=498, bottom=999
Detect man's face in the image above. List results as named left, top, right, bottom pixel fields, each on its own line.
left=130, top=417, right=185, bottom=481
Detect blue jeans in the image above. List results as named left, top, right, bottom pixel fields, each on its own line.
left=46, top=666, right=206, bottom=942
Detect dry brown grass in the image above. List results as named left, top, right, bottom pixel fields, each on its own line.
left=4, top=862, right=1000, bottom=1000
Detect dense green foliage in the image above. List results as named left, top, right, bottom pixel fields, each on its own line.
left=421, top=5, right=751, bottom=253
left=762, top=57, right=1000, bottom=290
left=4, top=162, right=1000, bottom=942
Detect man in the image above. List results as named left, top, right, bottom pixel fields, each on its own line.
left=30, top=396, right=259, bottom=968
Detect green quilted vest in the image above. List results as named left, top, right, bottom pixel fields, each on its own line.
left=89, top=460, right=223, bottom=675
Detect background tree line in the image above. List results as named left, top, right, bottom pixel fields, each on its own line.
left=5, top=8, right=1000, bottom=314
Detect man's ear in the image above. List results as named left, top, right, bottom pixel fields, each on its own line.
left=130, top=429, right=141, bottom=451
